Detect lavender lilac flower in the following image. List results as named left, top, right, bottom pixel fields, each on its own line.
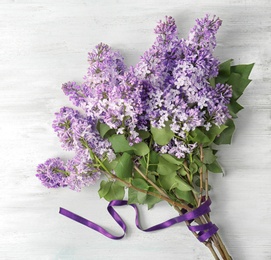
left=135, top=15, right=231, bottom=157
left=36, top=158, right=67, bottom=188
left=37, top=14, right=232, bottom=189
left=65, top=150, right=101, bottom=192
left=37, top=105, right=115, bottom=191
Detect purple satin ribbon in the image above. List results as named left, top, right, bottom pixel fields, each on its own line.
left=59, top=198, right=218, bottom=242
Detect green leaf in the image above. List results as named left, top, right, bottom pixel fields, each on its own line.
left=131, top=178, right=149, bottom=204
left=189, top=162, right=198, bottom=174
left=160, top=154, right=184, bottom=165
left=98, top=180, right=112, bottom=198
left=209, top=77, right=216, bottom=87
left=159, top=173, right=192, bottom=192
left=231, top=63, right=254, bottom=79
left=137, top=190, right=148, bottom=204
left=179, top=167, right=187, bottom=176
left=138, top=130, right=150, bottom=140
left=175, top=176, right=192, bottom=191
left=204, top=124, right=228, bottom=143
left=159, top=174, right=179, bottom=191
left=174, top=189, right=195, bottom=205
left=195, top=62, right=253, bottom=146
left=138, top=157, right=147, bottom=172
left=228, top=100, right=244, bottom=118
left=220, top=59, right=233, bottom=72
left=132, top=142, right=150, bottom=156
left=150, top=151, right=159, bottom=163
left=227, top=72, right=251, bottom=100
left=132, top=178, right=149, bottom=190
left=107, top=182, right=125, bottom=201
left=99, top=181, right=125, bottom=201
left=216, top=59, right=233, bottom=84
left=214, top=119, right=235, bottom=145
left=206, top=160, right=223, bottom=173
left=157, top=156, right=179, bottom=175
left=149, top=151, right=159, bottom=171
left=108, top=134, right=133, bottom=153
left=114, top=152, right=133, bottom=179
left=202, top=164, right=207, bottom=175
left=102, top=158, right=119, bottom=171
left=145, top=187, right=162, bottom=209
left=190, top=128, right=211, bottom=144
left=108, top=134, right=150, bottom=156
left=128, top=188, right=139, bottom=204
left=193, top=155, right=203, bottom=168
left=151, top=121, right=174, bottom=145
left=128, top=187, right=161, bottom=207
left=97, top=123, right=111, bottom=138
left=145, top=172, right=157, bottom=183
left=202, top=148, right=216, bottom=164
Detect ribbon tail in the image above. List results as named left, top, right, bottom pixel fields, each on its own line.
left=59, top=198, right=218, bottom=242
left=59, top=207, right=126, bottom=240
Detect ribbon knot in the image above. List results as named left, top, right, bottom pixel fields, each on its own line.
left=59, top=198, right=218, bottom=242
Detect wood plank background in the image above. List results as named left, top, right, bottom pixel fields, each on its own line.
left=0, top=0, right=270, bottom=259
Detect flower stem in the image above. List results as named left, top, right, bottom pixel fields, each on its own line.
left=173, top=206, right=220, bottom=259
left=134, top=165, right=221, bottom=258
left=203, top=213, right=232, bottom=259
left=198, top=144, right=204, bottom=206
left=95, top=157, right=192, bottom=211
left=113, top=173, right=192, bottom=211
left=215, top=233, right=232, bottom=260
left=206, top=242, right=220, bottom=260
left=134, top=165, right=168, bottom=198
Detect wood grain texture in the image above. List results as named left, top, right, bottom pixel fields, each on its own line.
left=0, top=1, right=271, bottom=259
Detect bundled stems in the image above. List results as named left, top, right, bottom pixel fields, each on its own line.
left=117, top=167, right=230, bottom=258
left=94, top=142, right=232, bottom=259
left=133, top=165, right=223, bottom=259
left=133, top=146, right=231, bottom=259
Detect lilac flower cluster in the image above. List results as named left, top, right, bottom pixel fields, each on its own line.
left=62, top=43, right=148, bottom=144
left=134, top=15, right=231, bottom=157
left=37, top=15, right=232, bottom=190
left=52, top=107, right=115, bottom=160
left=36, top=107, right=114, bottom=191
left=36, top=158, right=67, bottom=188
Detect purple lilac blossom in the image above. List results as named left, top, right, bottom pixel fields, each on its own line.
left=48, top=106, right=115, bottom=190
left=66, top=150, right=101, bottom=192
left=36, top=153, right=101, bottom=191
left=72, top=114, right=116, bottom=161
left=133, top=15, right=232, bottom=158
left=52, top=106, right=115, bottom=161
left=62, top=43, right=149, bottom=144
left=36, top=158, right=67, bottom=188
left=52, top=107, right=81, bottom=150
left=83, top=46, right=149, bottom=144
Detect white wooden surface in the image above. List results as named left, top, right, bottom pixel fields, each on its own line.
left=1, top=1, right=271, bottom=259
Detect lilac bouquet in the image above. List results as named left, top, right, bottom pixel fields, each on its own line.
left=37, top=15, right=253, bottom=259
